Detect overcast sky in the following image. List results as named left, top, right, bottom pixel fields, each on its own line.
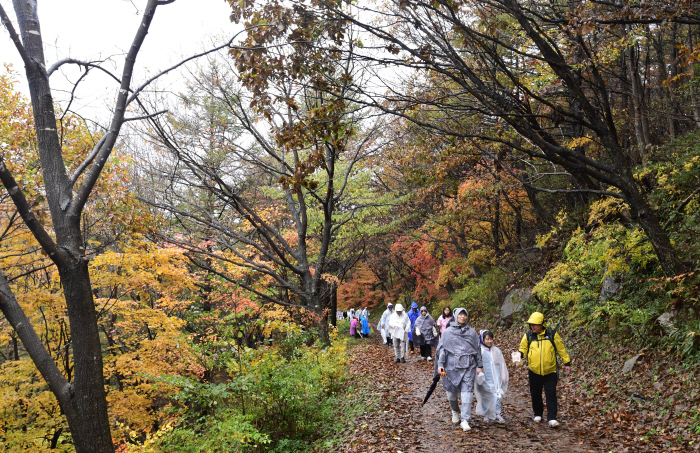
left=0, top=0, right=239, bottom=123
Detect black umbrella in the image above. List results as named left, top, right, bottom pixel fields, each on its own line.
left=421, top=373, right=442, bottom=406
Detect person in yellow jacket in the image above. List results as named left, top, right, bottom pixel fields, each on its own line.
left=518, top=312, right=571, bottom=428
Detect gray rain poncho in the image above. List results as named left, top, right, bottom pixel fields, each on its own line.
left=435, top=308, right=483, bottom=394
left=413, top=306, right=438, bottom=348
left=474, top=330, right=509, bottom=418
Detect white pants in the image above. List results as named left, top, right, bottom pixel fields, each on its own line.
left=446, top=390, right=473, bottom=421
left=393, top=338, right=406, bottom=359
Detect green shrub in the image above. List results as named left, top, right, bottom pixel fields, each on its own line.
left=443, top=267, right=506, bottom=320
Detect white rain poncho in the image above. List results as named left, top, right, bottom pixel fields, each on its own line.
left=388, top=304, right=411, bottom=341
left=378, top=305, right=393, bottom=342
left=474, top=330, right=509, bottom=418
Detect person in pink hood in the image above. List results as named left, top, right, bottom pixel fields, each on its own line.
left=349, top=316, right=358, bottom=337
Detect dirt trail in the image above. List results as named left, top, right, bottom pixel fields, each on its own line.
left=340, top=334, right=600, bottom=453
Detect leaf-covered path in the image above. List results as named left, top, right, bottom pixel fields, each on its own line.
left=340, top=336, right=598, bottom=453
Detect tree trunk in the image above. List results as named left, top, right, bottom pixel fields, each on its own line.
left=330, top=285, right=338, bottom=328
left=626, top=33, right=651, bottom=155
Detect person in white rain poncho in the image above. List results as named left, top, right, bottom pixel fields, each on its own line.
left=388, top=304, right=411, bottom=363
left=349, top=308, right=355, bottom=319
left=474, top=330, right=509, bottom=424
left=377, top=303, right=394, bottom=346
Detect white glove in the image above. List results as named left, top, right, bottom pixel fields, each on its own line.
left=476, top=372, right=485, bottom=385
left=415, top=329, right=422, bottom=336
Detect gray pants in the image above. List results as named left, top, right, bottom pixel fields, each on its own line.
left=393, top=338, right=406, bottom=359
left=446, top=390, right=473, bottom=421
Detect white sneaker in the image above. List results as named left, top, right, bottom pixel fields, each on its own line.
left=548, top=420, right=560, bottom=428
left=495, top=415, right=505, bottom=424
left=483, top=416, right=490, bottom=423
left=460, top=420, right=471, bottom=431
left=533, top=416, right=542, bottom=422
left=427, top=356, right=432, bottom=361
left=451, top=411, right=460, bottom=424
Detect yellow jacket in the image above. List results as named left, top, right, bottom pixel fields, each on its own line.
left=518, top=314, right=571, bottom=376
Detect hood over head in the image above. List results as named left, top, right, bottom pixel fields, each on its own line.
left=395, top=303, right=404, bottom=313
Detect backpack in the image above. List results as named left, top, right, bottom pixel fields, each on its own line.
left=525, top=327, right=560, bottom=377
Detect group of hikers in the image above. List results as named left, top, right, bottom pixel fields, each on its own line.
left=366, top=302, right=572, bottom=432
left=345, top=307, right=371, bottom=339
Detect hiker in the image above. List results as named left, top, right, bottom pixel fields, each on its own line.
left=475, top=330, right=508, bottom=424
left=378, top=303, right=394, bottom=346
left=436, top=308, right=483, bottom=431
left=436, top=306, right=453, bottom=335
left=349, top=308, right=355, bottom=319
left=407, top=301, right=420, bottom=354
left=413, top=306, right=438, bottom=361
left=388, top=303, right=411, bottom=363
left=360, top=312, right=371, bottom=338
left=349, top=315, right=358, bottom=337
left=518, top=312, right=571, bottom=428
left=363, top=307, right=370, bottom=319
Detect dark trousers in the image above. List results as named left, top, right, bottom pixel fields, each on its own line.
left=419, top=344, right=432, bottom=358
left=386, top=335, right=393, bottom=346
left=409, top=340, right=415, bottom=352
left=528, top=370, right=558, bottom=421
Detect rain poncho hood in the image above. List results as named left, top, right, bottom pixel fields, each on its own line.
left=435, top=308, right=483, bottom=394
left=413, top=306, right=438, bottom=347
left=349, top=318, right=357, bottom=336
left=388, top=307, right=411, bottom=340
left=475, top=330, right=509, bottom=418
left=527, top=311, right=546, bottom=326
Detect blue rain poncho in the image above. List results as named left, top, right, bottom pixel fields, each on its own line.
left=435, top=308, right=483, bottom=394
left=407, top=302, right=420, bottom=342
left=361, top=316, right=370, bottom=335
left=474, top=330, right=509, bottom=418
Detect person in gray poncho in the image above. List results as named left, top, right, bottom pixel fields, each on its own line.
left=413, top=306, right=438, bottom=361
left=436, top=308, right=483, bottom=431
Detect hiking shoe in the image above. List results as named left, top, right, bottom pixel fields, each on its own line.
left=452, top=411, right=460, bottom=424
left=395, top=358, right=400, bottom=363
left=460, top=420, right=471, bottom=431
left=548, top=420, right=560, bottom=428
left=533, top=416, right=542, bottom=423
left=483, top=416, right=490, bottom=423
left=427, top=356, right=432, bottom=361
left=495, top=415, right=505, bottom=424
left=401, top=358, right=406, bottom=363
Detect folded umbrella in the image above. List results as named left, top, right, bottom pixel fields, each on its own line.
left=421, top=373, right=442, bottom=406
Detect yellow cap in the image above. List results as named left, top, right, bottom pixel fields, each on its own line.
left=527, top=312, right=544, bottom=325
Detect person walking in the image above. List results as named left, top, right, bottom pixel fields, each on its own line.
left=407, top=302, right=420, bottom=354
left=388, top=304, right=411, bottom=363
left=413, top=306, right=438, bottom=360
left=474, top=330, right=508, bottom=424
left=349, top=308, right=355, bottom=319
left=518, top=312, right=571, bottom=428
left=378, top=303, right=394, bottom=346
left=436, top=308, right=483, bottom=431
left=349, top=316, right=358, bottom=337
left=436, top=306, right=453, bottom=336
left=360, top=312, right=371, bottom=338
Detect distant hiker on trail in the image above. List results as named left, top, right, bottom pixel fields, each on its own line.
left=518, top=312, right=571, bottom=428
left=436, top=308, right=483, bottom=431
left=413, top=306, right=438, bottom=361
left=363, top=307, right=370, bottom=319
left=388, top=304, right=411, bottom=363
left=407, top=302, right=420, bottom=354
left=349, top=316, right=358, bottom=337
left=349, top=308, right=355, bottom=319
left=475, top=330, right=508, bottom=424
left=378, top=303, right=394, bottom=346
left=436, top=306, right=453, bottom=335
left=360, top=312, right=371, bottom=338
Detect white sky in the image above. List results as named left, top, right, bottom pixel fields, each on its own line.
left=0, top=0, right=239, bottom=123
